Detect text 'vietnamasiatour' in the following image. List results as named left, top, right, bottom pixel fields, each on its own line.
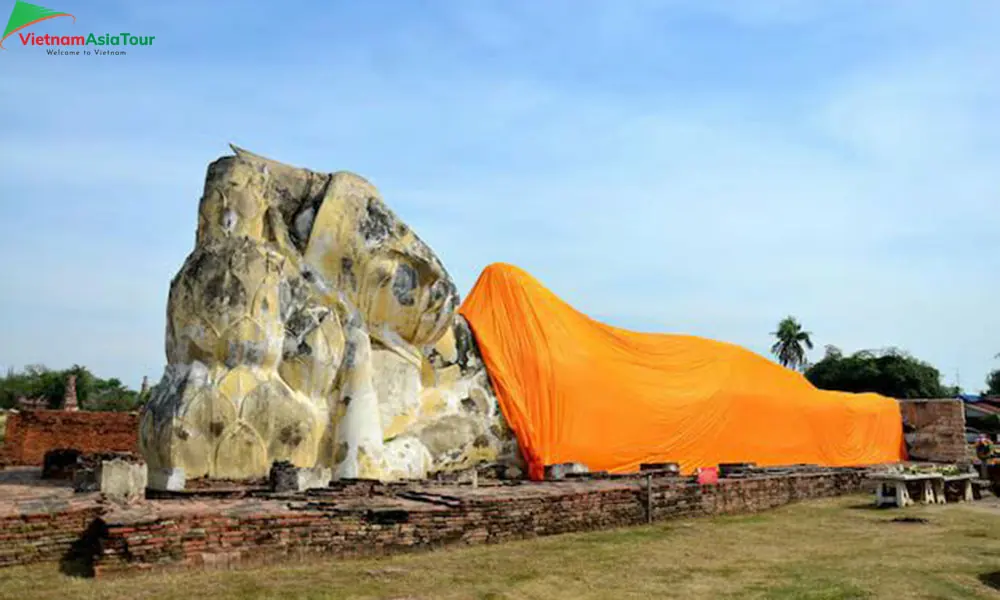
left=16, top=31, right=155, bottom=48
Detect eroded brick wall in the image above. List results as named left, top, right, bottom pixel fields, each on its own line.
left=899, top=399, right=968, bottom=463
left=1, top=411, right=139, bottom=466
left=0, top=507, right=103, bottom=568
left=93, top=471, right=865, bottom=575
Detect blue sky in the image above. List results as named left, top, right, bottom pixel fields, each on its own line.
left=0, top=0, right=997, bottom=392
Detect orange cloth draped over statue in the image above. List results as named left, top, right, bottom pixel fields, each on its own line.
left=458, top=263, right=906, bottom=481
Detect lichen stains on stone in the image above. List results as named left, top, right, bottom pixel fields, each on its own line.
left=202, top=270, right=247, bottom=310
left=182, top=249, right=225, bottom=290
left=242, top=340, right=267, bottom=367
left=278, top=425, right=304, bottom=447
left=453, top=317, right=476, bottom=372
left=374, top=266, right=392, bottom=287
left=342, top=339, right=358, bottom=369
left=282, top=309, right=324, bottom=361
left=429, top=279, right=448, bottom=305
left=359, top=197, right=393, bottom=246
left=340, top=256, right=357, bottom=290
left=392, top=263, right=417, bottom=306
left=292, top=204, right=317, bottom=249
left=209, top=421, right=225, bottom=437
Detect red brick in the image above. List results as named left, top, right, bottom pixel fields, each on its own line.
left=1, top=410, right=138, bottom=466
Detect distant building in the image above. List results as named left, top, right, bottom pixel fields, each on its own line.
left=965, top=398, right=1000, bottom=420
left=960, top=395, right=1000, bottom=440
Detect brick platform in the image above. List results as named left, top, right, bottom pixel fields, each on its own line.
left=96, top=471, right=866, bottom=575
left=1, top=410, right=139, bottom=466
left=0, top=466, right=874, bottom=576
left=899, top=399, right=969, bottom=463
left=0, top=469, right=865, bottom=575
left=0, top=468, right=103, bottom=568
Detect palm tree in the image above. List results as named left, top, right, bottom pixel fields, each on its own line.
left=770, top=316, right=814, bottom=371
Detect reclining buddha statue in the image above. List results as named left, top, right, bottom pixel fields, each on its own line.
left=143, top=146, right=905, bottom=489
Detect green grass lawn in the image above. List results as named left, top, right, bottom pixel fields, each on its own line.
left=1, top=495, right=998, bottom=600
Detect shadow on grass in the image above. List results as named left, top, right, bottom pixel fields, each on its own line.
left=888, top=516, right=929, bottom=524
left=845, top=502, right=888, bottom=511
left=979, top=571, right=1000, bottom=591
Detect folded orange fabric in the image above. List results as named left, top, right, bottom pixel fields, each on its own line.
left=459, top=263, right=906, bottom=480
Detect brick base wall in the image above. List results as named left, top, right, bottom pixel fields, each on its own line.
left=1, top=411, right=139, bottom=466
left=0, top=507, right=103, bottom=569
left=899, top=399, right=969, bottom=463
left=92, top=470, right=865, bottom=575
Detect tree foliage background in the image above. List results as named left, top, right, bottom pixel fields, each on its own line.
left=987, top=370, right=1000, bottom=396
left=0, top=365, right=148, bottom=412
left=986, top=354, right=1000, bottom=397
left=804, top=346, right=951, bottom=399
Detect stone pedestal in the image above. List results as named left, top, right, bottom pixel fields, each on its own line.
left=98, top=459, right=148, bottom=503
left=544, top=462, right=589, bottom=480
left=270, top=460, right=332, bottom=493
left=72, top=457, right=149, bottom=503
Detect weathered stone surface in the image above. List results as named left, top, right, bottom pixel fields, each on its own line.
left=142, top=146, right=522, bottom=486
left=72, top=468, right=100, bottom=493
left=269, top=460, right=332, bottom=492
left=148, top=468, right=186, bottom=492
left=898, top=399, right=968, bottom=463
left=63, top=375, right=78, bottom=411
left=98, top=459, right=148, bottom=504
left=544, top=462, right=590, bottom=480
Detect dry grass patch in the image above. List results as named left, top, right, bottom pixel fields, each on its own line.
left=0, top=495, right=998, bottom=600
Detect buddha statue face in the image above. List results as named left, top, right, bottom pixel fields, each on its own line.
left=291, top=171, right=460, bottom=356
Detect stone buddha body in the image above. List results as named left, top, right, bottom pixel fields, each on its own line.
left=140, top=146, right=522, bottom=487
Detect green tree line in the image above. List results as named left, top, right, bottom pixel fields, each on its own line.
left=770, top=316, right=1000, bottom=399
left=0, top=364, right=149, bottom=412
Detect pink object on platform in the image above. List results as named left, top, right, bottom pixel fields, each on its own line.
left=697, top=467, right=719, bottom=485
